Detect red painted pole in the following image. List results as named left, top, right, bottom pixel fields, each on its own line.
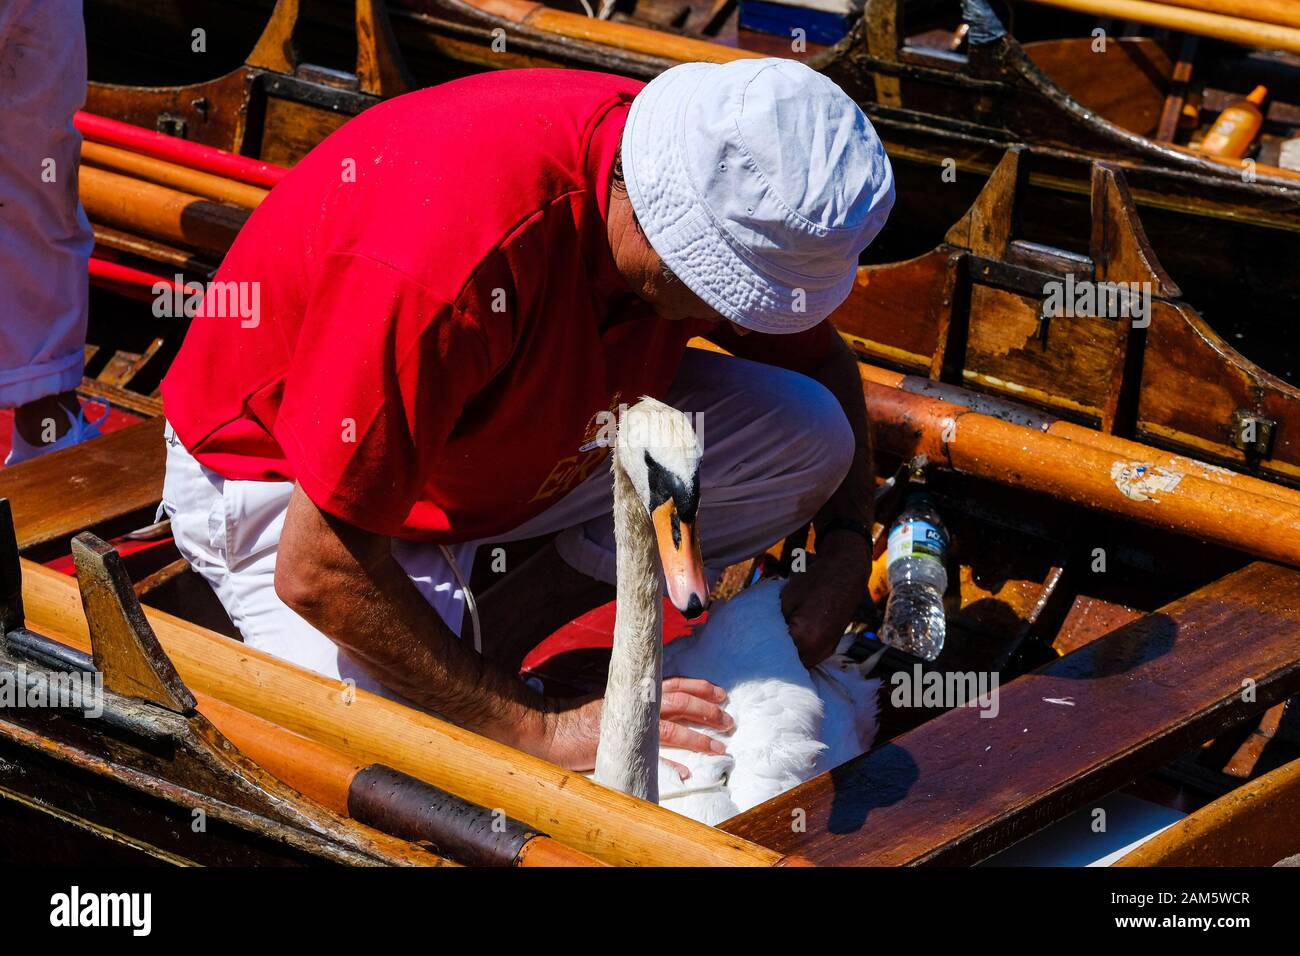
left=74, top=112, right=288, bottom=189
left=88, top=257, right=183, bottom=301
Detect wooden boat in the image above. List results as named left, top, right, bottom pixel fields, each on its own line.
left=6, top=357, right=1300, bottom=864
left=82, top=0, right=1300, bottom=186
left=15, top=3, right=1296, bottom=863
left=8, top=125, right=1300, bottom=863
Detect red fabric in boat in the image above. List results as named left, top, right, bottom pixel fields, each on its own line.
left=521, top=597, right=704, bottom=673
left=42, top=534, right=173, bottom=576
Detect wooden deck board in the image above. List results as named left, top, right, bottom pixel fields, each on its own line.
left=721, top=561, right=1300, bottom=865
left=0, top=418, right=165, bottom=551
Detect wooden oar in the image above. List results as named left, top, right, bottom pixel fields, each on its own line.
left=82, top=141, right=270, bottom=210
left=8, top=615, right=600, bottom=868
left=75, top=111, right=286, bottom=189
left=855, top=362, right=1300, bottom=509
left=193, top=694, right=604, bottom=866
left=690, top=338, right=1300, bottom=533
left=1018, top=0, right=1300, bottom=54
left=1150, top=0, right=1300, bottom=31
left=88, top=257, right=184, bottom=302
left=861, top=370, right=1300, bottom=566
left=79, top=166, right=247, bottom=255
left=17, top=558, right=790, bottom=867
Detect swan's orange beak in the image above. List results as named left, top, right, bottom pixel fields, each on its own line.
left=651, top=499, right=710, bottom=619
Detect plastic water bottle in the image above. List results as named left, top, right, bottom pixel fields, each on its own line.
left=880, top=492, right=949, bottom=661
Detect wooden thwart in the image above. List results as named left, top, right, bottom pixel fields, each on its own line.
left=0, top=418, right=165, bottom=552
left=721, top=561, right=1300, bottom=865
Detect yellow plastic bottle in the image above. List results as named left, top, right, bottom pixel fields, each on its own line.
left=1199, top=85, right=1268, bottom=159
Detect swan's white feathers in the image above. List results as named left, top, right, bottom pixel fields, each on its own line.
left=656, top=579, right=880, bottom=825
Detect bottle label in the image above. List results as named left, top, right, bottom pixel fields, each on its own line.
left=887, top=519, right=947, bottom=566
left=1202, top=131, right=1230, bottom=153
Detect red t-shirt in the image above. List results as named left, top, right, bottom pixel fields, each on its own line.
left=162, top=69, right=834, bottom=543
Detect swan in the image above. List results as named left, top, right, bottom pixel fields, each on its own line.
left=593, top=397, right=880, bottom=826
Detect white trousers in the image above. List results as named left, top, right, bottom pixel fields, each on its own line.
left=162, top=349, right=854, bottom=698
left=0, top=0, right=93, bottom=408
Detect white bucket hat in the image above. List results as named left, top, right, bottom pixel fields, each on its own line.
left=621, top=58, right=895, bottom=334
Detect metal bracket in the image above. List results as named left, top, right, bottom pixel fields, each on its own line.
left=154, top=114, right=188, bottom=139
left=1231, top=410, right=1278, bottom=461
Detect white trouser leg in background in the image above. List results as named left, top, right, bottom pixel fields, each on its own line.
left=0, top=0, right=93, bottom=409
left=161, top=349, right=854, bottom=697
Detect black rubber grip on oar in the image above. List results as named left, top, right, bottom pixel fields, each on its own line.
left=347, top=764, right=542, bottom=867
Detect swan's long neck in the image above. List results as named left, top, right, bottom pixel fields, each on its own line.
left=593, top=453, right=663, bottom=802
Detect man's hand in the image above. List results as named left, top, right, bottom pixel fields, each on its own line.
left=543, top=677, right=733, bottom=775
left=781, top=530, right=870, bottom=666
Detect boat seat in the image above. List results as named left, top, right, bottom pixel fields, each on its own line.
left=719, top=561, right=1300, bottom=865
left=0, top=417, right=165, bottom=555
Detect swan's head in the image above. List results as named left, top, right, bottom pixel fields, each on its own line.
left=615, top=397, right=710, bottom=619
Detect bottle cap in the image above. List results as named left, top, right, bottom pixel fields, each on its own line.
left=1247, top=85, right=1268, bottom=106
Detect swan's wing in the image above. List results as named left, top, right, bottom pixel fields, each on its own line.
left=656, top=750, right=740, bottom=826
left=657, top=578, right=882, bottom=818
left=721, top=676, right=828, bottom=813
left=811, top=662, right=881, bottom=773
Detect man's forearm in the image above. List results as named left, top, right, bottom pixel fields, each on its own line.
left=275, top=485, right=551, bottom=755
left=808, top=334, right=874, bottom=534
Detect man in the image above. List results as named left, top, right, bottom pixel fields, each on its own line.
left=1, top=0, right=100, bottom=465
left=160, top=58, right=894, bottom=772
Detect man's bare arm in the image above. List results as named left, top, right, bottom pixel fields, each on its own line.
left=274, top=483, right=551, bottom=754
left=275, top=485, right=733, bottom=770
